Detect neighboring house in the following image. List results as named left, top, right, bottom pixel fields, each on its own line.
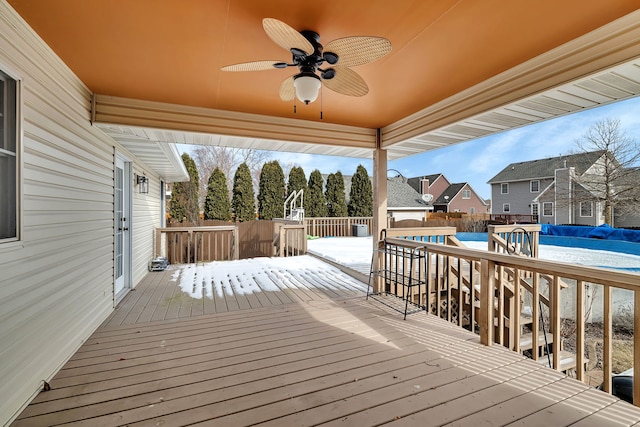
left=329, top=174, right=431, bottom=220
left=0, top=7, right=189, bottom=422
left=386, top=176, right=432, bottom=220
left=408, top=173, right=450, bottom=202
left=408, top=174, right=487, bottom=214
left=487, top=150, right=618, bottom=226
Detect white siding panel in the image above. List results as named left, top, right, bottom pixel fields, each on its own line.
left=131, top=173, right=162, bottom=285
left=0, top=3, right=164, bottom=424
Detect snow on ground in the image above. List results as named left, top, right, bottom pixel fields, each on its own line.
left=307, top=236, right=640, bottom=273
left=171, top=255, right=367, bottom=300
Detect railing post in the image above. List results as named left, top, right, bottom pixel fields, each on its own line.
left=155, top=228, right=161, bottom=258
left=233, top=226, right=239, bottom=260
left=480, top=259, right=496, bottom=346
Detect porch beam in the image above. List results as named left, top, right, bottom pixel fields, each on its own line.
left=92, top=95, right=377, bottom=152
left=381, top=9, right=640, bottom=147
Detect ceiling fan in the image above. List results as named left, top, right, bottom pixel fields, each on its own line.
left=221, top=18, right=392, bottom=105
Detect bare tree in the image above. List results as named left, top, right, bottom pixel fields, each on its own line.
left=574, top=118, right=640, bottom=225
left=191, top=146, right=271, bottom=209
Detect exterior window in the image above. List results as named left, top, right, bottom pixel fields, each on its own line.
left=462, top=189, right=470, bottom=199
left=470, top=207, right=475, bottom=214
left=580, top=201, right=593, bottom=217
left=530, top=180, right=539, bottom=192
left=0, top=70, right=18, bottom=242
left=501, top=183, right=509, bottom=194
left=543, top=202, right=553, bottom=216
left=503, top=203, right=510, bottom=213
left=531, top=203, right=539, bottom=216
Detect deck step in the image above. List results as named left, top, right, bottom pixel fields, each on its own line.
left=519, top=332, right=553, bottom=351
left=535, top=350, right=586, bottom=372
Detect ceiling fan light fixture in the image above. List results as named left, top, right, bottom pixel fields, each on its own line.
left=293, top=73, right=321, bottom=104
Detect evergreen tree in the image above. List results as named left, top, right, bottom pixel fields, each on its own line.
left=169, top=153, right=200, bottom=223
left=231, top=162, right=255, bottom=222
left=306, top=169, right=327, bottom=217
left=348, top=165, right=373, bottom=217
left=204, top=167, right=231, bottom=221
left=325, top=172, right=348, bottom=217
left=287, top=166, right=308, bottom=213
left=258, top=161, right=286, bottom=220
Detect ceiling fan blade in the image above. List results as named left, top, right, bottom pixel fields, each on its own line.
left=263, top=18, right=314, bottom=55
left=221, top=60, right=284, bottom=72
left=279, top=75, right=295, bottom=101
left=324, top=36, right=391, bottom=67
left=322, top=67, right=368, bottom=97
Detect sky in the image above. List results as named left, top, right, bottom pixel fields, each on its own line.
left=180, top=96, right=640, bottom=200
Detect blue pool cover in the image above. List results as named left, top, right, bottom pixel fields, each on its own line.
left=540, top=224, right=640, bottom=243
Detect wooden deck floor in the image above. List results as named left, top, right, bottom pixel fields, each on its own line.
left=13, top=258, right=640, bottom=426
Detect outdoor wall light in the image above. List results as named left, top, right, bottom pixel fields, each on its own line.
left=136, top=174, right=149, bottom=194
left=293, top=72, right=321, bottom=104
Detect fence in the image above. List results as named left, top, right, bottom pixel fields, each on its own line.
left=372, top=230, right=640, bottom=405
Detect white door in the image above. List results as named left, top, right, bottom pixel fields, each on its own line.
left=115, top=156, right=131, bottom=299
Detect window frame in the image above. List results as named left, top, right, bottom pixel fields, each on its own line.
left=531, top=202, right=539, bottom=216
left=501, top=183, right=509, bottom=194
left=580, top=201, right=593, bottom=217
left=0, top=65, right=21, bottom=245
left=543, top=202, right=553, bottom=217
left=462, top=189, right=471, bottom=199
left=503, top=203, right=510, bottom=213
left=530, top=180, right=540, bottom=193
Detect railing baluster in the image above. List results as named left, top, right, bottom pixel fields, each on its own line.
left=576, top=279, right=585, bottom=381
left=497, top=265, right=504, bottom=346
left=603, top=284, right=612, bottom=393
left=635, top=289, right=640, bottom=406
left=513, top=267, right=521, bottom=353
left=532, top=272, right=539, bottom=361
left=552, top=275, right=560, bottom=370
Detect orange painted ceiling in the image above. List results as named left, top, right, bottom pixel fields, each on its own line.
left=8, top=0, right=640, bottom=128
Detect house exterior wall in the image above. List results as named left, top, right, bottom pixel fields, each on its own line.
left=491, top=180, right=534, bottom=215
left=428, top=176, right=450, bottom=199
left=0, top=4, right=163, bottom=423
left=449, top=184, right=486, bottom=214
left=389, top=209, right=427, bottom=221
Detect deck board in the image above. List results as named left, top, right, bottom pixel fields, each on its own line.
left=13, top=257, right=640, bottom=427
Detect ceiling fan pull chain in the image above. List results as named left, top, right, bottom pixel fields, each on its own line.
left=320, top=86, right=323, bottom=120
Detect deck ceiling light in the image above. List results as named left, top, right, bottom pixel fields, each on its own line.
left=293, top=72, right=321, bottom=105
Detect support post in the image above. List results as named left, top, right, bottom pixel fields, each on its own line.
left=480, top=259, right=496, bottom=346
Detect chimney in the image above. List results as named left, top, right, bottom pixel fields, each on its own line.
left=420, top=178, right=429, bottom=194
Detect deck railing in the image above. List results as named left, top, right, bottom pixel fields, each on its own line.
left=488, top=224, right=540, bottom=257
left=305, top=217, right=373, bottom=237
left=373, top=233, right=640, bottom=405
left=273, top=219, right=307, bottom=257
left=155, top=226, right=239, bottom=263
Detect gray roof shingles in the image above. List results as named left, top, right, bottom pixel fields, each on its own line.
left=487, top=150, right=605, bottom=183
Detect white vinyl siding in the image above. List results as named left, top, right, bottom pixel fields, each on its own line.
left=530, top=180, right=539, bottom=192
left=543, top=202, right=553, bottom=216
left=503, top=203, right=510, bottom=212
left=0, top=4, right=163, bottom=423
left=580, top=201, right=593, bottom=217
left=0, top=69, right=18, bottom=241
left=132, top=171, right=162, bottom=284
left=501, top=183, right=509, bottom=194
